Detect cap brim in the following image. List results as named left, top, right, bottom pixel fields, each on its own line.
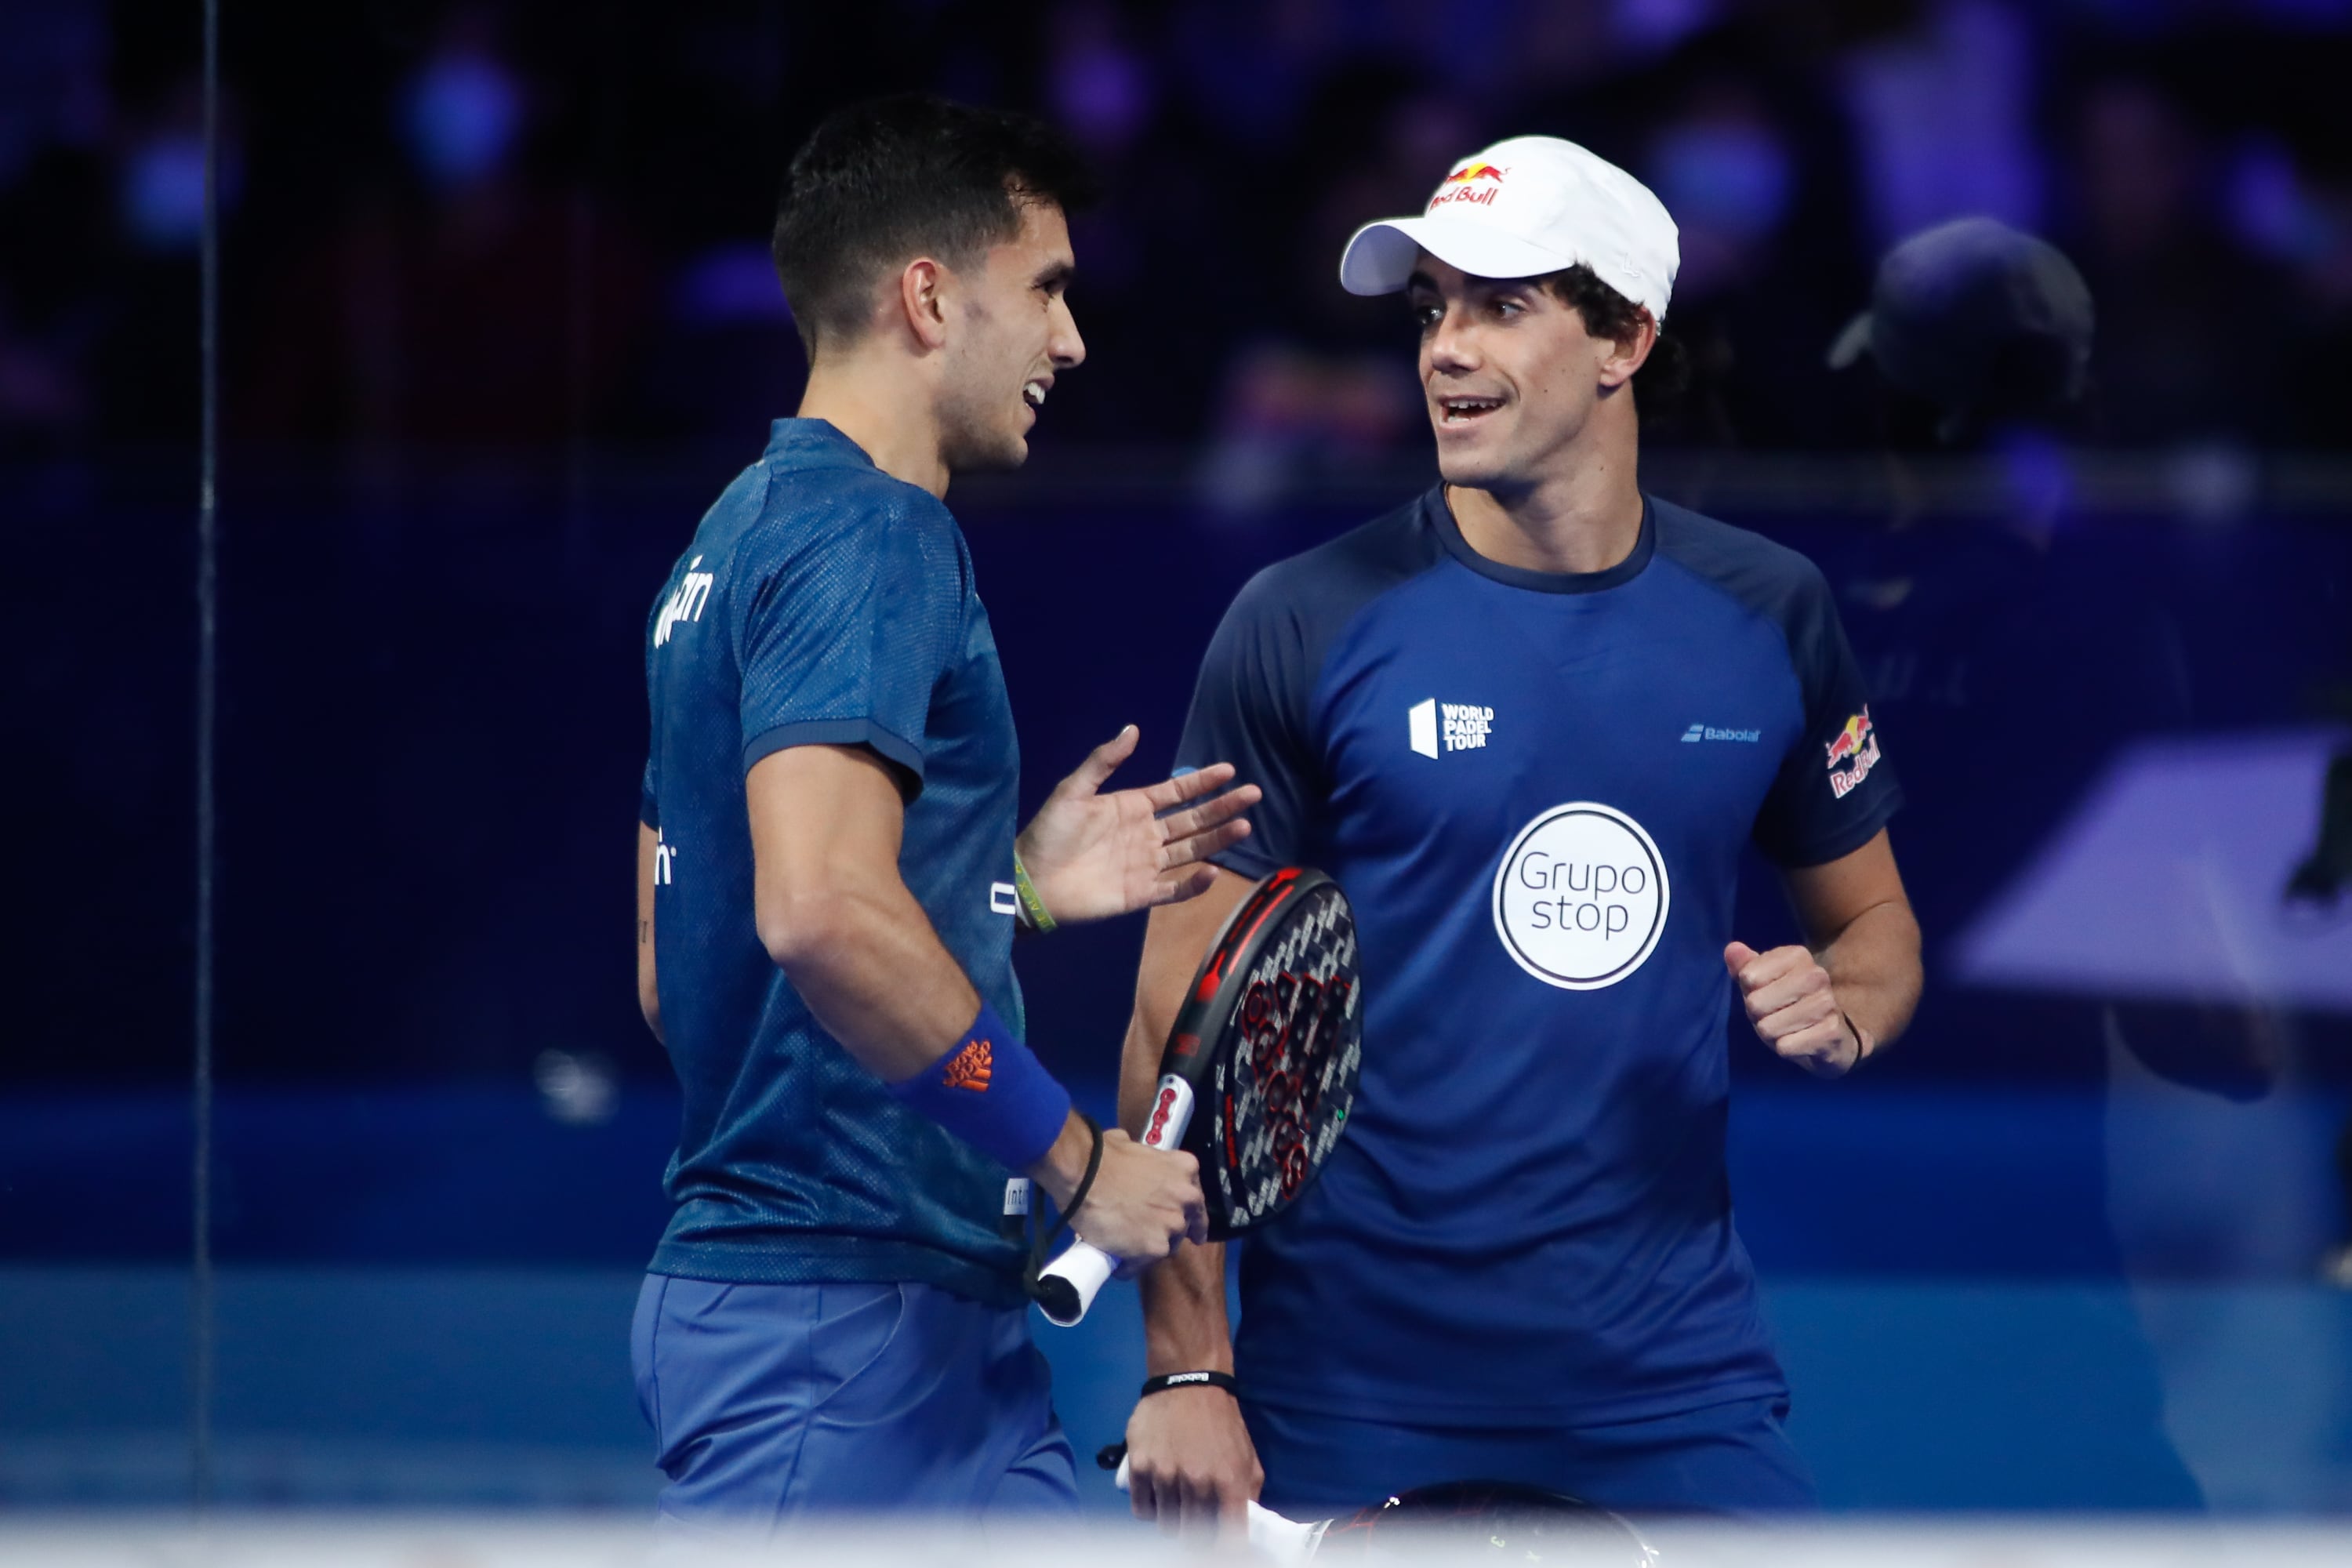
left=1339, top=215, right=1580, bottom=296
left=1826, top=310, right=1874, bottom=370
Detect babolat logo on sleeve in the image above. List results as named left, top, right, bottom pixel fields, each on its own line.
left=1491, top=802, right=1670, bottom=990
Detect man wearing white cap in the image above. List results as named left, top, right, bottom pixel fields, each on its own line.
left=1116, top=137, right=1922, bottom=1526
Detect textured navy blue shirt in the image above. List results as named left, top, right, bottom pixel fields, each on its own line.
left=639, top=419, right=1028, bottom=1306
left=1176, top=486, right=1901, bottom=1424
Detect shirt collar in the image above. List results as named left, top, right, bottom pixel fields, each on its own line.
left=763, top=417, right=877, bottom=469
left=1425, top=485, right=1656, bottom=595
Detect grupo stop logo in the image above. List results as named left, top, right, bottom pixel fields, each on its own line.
left=1491, top=801, right=1671, bottom=990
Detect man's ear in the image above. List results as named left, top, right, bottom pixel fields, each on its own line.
left=896, top=257, right=951, bottom=352
left=1596, top=310, right=1657, bottom=390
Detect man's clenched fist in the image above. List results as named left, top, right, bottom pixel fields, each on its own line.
left=1124, top=1384, right=1262, bottom=1541
left=1725, top=941, right=1869, bottom=1077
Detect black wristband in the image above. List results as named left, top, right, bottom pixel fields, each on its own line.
left=1140, top=1370, right=1238, bottom=1399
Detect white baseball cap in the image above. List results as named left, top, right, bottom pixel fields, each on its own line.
left=1338, top=135, right=1681, bottom=325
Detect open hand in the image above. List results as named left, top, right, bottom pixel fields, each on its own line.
left=1726, top=941, right=1868, bottom=1077
left=1016, top=727, right=1259, bottom=924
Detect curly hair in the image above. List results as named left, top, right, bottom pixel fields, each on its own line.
left=1538, top=264, right=1690, bottom=402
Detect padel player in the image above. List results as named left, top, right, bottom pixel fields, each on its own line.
left=1120, top=136, right=1922, bottom=1524
left=631, top=96, right=1257, bottom=1528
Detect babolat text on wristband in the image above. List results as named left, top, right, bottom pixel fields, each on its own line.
left=887, top=1001, right=1071, bottom=1171
left=1139, top=1370, right=1239, bottom=1399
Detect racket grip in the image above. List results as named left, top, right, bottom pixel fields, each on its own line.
left=1113, top=1455, right=1324, bottom=1561
left=1034, top=1241, right=1116, bottom=1326
left=1036, top=1073, right=1196, bottom=1328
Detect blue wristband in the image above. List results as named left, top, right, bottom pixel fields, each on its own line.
left=887, top=1003, right=1072, bottom=1172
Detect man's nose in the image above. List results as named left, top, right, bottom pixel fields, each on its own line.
left=1050, top=299, right=1085, bottom=369
left=1426, top=305, right=1478, bottom=374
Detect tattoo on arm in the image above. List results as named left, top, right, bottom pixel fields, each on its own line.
left=638, top=920, right=649, bottom=945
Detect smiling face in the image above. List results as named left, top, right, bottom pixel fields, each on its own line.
left=1409, top=254, right=1639, bottom=495
left=935, top=198, right=1086, bottom=474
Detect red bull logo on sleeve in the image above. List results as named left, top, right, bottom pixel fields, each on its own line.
left=1824, top=706, right=1882, bottom=800
left=1428, top=162, right=1506, bottom=210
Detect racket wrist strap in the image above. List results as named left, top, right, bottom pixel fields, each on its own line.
left=1139, top=1370, right=1238, bottom=1399
left=1011, top=851, right=1057, bottom=934
left=1054, top=1110, right=1105, bottom=1224
left=887, top=1002, right=1070, bottom=1171
left=1022, top=1111, right=1103, bottom=1305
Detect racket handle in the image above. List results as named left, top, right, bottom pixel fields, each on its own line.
left=1036, top=1073, right=1197, bottom=1329
left=1034, top=1241, right=1116, bottom=1326
left=1112, top=1455, right=1325, bottom=1561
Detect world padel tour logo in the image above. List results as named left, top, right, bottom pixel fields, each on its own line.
left=1492, top=801, right=1670, bottom=991
left=1428, top=161, right=1505, bottom=209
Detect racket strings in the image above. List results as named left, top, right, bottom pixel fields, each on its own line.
left=1215, top=887, right=1363, bottom=1223
left=1249, top=971, right=1348, bottom=1196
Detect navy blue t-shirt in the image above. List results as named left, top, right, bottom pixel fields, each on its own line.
left=639, top=419, right=1029, bottom=1307
left=1176, top=487, right=1901, bottom=1425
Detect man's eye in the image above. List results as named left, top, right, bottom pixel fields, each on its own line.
left=1413, top=306, right=1441, bottom=329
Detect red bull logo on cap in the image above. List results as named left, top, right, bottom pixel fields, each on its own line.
left=1429, top=161, right=1506, bottom=210
left=1824, top=707, right=1882, bottom=800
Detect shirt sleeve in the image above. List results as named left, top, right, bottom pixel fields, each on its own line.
left=639, top=759, right=659, bottom=830
left=1174, top=566, right=1323, bottom=880
left=1752, top=564, right=1904, bottom=867
left=733, top=491, right=966, bottom=798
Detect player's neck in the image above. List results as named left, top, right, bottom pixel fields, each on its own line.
left=797, top=359, right=952, bottom=499
left=1448, top=428, right=1643, bottom=577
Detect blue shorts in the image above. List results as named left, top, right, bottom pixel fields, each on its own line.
left=1246, top=1395, right=1817, bottom=1519
left=630, top=1273, right=1077, bottom=1532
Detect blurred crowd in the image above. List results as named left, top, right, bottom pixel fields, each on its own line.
left=5, top=0, right=2352, bottom=464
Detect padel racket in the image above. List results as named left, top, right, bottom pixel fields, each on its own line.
left=1107, top=1453, right=1657, bottom=1565
left=1034, top=866, right=1362, bottom=1327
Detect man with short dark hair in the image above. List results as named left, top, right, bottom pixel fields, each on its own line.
left=631, top=94, right=1257, bottom=1527
left=1120, top=136, right=1922, bottom=1527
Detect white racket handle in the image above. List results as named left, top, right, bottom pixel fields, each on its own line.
left=1113, top=1455, right=1329, bottom=1561
left=1034, top=1075, right=1196, bottom=1327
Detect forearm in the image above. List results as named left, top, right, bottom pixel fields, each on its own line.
left=1122, top=887, right=1248, bottom=1372
left=1141, top=1240, right=1233, bottom=1374
left=1123, top=973, right=1234, bottom=1371
left=767, top=870, right=982, bottom=1083
left=747, top=743, right=1101, bottom=1204
left=1817, top=898, right=1922, bottom=1052
left=775, top=877, right=1104, bottom=1201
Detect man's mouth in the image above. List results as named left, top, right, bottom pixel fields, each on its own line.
left=1437, top=394, right=1504, bottom=425
left=1022, top=378, right=1051, bottom=410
